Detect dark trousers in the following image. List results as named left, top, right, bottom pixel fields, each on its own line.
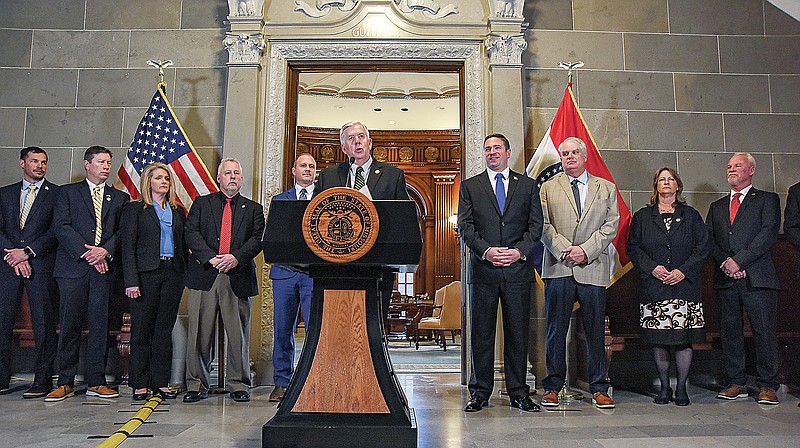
left=128, top=260, right=184, bottom=390
left=542, top=276, right=608, bottom=394
left=0, top=272, right=58, bottom=385
left=717, top=281, right=779, bottom=390
left=271, top=273, right=313, bottom=387
left=468, top=281, right=531, bottom=400
left=55, top=270, right=112, bottom=387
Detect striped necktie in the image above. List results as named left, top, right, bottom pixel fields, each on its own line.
left=19, top=185, right=38, bottom=229
left=353, top=166, right=365, bottom=191
left=93, top=186, right=103, bottom=245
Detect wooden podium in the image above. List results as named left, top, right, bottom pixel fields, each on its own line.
left=261, top=189, right=422, bottom=448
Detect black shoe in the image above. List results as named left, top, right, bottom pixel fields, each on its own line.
left=654, top=386, right=673, bottom=405
left=230, top=390, right=250, bottom=402
left=132, top=391, right=149, bottom=401
left=23, top=383, right=52, bottom=399
left=0, top=383, right=11, bottom=394
left=464, top=396, right=488, bottom=412
left=183, top=391, right=208, bottom=403
left=674, top=387, right=690, bottom=406
left=156, top=389, right=177, bottom=399
left=510, top=395, right=541, bottom=412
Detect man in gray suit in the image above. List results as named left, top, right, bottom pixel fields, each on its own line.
left=539, top=137, right=620, bottom=409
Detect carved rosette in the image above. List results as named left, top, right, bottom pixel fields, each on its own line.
left=485, top=34, right=527, bottom=67
left=373, top=146, right=389, bottom=162
left=223, top=33, right=266, bottom=65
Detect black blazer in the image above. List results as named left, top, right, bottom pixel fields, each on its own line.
left=120, top=201, right=188, bottom=289
left=53, top=181, right=129, bottom=279
left=184, top=192, right=265, bottom=298
left=458, top=170, right=543, bottom=283
left=316, top=160, right=409, bottom=200
left=785, top=181, right=800, bottom=251
left=627, top=203, right=709, bottom=304
left=706, top=187, right=781, bottom=290
left=0, top=180, right=59, bottom=275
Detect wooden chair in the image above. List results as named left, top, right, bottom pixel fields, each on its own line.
left=416, top=281, right=461, bottom=351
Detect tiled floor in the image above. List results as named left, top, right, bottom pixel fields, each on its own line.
left=1, top=374, right=799, bottom=447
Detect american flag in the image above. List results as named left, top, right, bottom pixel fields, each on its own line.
left=114, top=83, right=218, bottom=208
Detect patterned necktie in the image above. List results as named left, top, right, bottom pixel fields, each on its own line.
left=298, top=188, right=307, bottom=200
left=219, top=198, right=232, bottom=254
left=19, top=185, right=38, bottom=229
left=495, top=173, right=506, bottom=213
left=571, top=179, right=582, bottom=217
left=353, top=166, right=365, bottom=191
left=729, top=192, right=742, bottom=224
left=92, top=186, right=103, bottom=245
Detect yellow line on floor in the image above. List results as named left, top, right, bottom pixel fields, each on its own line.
left=96, top=396, right=162, bottom=448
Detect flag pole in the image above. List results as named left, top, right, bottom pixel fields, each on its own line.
left=556, top=59, right=587, bottom=404
left=146, top=59, right=173, bottom=87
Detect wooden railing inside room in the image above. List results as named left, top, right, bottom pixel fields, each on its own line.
left=294, top=126, right=462, bottom=296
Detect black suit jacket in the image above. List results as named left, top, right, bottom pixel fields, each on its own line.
left=120, top=201, right=188, bottom=289
left=0, top=180, right=59, bottom=275
left=53, top=181, right=129, bottom=279
left=627, top=203, right=709, bottom=304
left=706, top=187, right=781, bottom=290
left=458, top=169, right=543, bottom=283
left=184, top=192, right=265, bottom=298
left=785, top=181, right=800, bottom=250
left=316, top=159, right=409, bottom=200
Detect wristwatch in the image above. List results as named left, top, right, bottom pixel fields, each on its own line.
left=23, top=246, right=33, bottom=257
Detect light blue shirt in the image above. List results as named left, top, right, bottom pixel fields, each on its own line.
left=20, top=178, right=45, bottom=213
left=153, top=202, right=174, bottom=257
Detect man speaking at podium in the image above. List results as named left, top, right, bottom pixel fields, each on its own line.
left=316, top=121, right=411, bottom=315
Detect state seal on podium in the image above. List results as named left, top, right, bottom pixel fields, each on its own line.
left=303, top=187, right=380, bottom=263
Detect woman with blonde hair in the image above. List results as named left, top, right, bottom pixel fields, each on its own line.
left=627, top=167, right=709, bottom=406
left=121, top=163, right=188, bottom=400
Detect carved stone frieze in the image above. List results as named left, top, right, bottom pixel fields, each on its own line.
left=228, top=0, right=264, bottom=17
left=489, top=0, right=523, bottom=19
left=393, top=0, right=458, bottom=19
left=223, top=33, right=266, bottom=65
left=294, top=0, right=358, bottom=18
left=485, top=34, right=527, bottom=67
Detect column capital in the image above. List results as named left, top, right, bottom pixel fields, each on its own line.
left=485, top=34, right=527, bottom=68
left=223, top=33, right=266, bottom=66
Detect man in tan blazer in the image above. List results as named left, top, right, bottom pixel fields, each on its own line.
left=539, top=137, right=620, bottom=409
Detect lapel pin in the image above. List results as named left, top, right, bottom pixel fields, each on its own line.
left=44, top=186, right=49, bottom=190
left=241, top=204, right=246, bottom=208
left=675, top=218, right=681, bottom=222
left=106, top=195, right=111, bottom=201
left=513, top=176, right=518, bottom=181
left=374, top=169, right=381, bottom=175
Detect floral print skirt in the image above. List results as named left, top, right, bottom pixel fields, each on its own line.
left=640, top=298, right=706, bottom=345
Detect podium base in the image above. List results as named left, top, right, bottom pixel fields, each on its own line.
left=262, top=408, right=417, bottom=448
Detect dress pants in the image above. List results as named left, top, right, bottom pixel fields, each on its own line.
left=542, top=276, right=609, bottom=394
left=272, top=272, right=312, bottom=388
left=717, top=281, right=779, bottom=390
left=186, top=274, right=252, bottom=393
left=55, top=269, right=112, bottom=387
left=128, top=260, right=184, bottom=390
left=0, top=272, right=58, bottom=386
left=468, top=281, right=532, bottom=400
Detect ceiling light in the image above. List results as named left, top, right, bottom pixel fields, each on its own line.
left=334, top=105, right=344, bottom=110
left=438, top=106, right=446, bottom=110
left=401, top=107, right=409, bottom=112
left=374, top=107, right=382, bottom=112
left=388, top=120, right=396, bottom=125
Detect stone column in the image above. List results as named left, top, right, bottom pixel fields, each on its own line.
left=433, top=174, right=458, bottom=288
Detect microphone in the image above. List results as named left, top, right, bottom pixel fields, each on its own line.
left=347, top=156, right=356, bottom=188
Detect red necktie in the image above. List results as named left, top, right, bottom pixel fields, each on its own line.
left=219, top=198, right=232, bottom=254
left=729, top=192, right=742, bottom=224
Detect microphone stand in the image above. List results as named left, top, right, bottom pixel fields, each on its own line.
left=345, top=156, right=355, bottom=189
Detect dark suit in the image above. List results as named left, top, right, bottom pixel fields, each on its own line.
left=268, top=187, right=313, bottom=388
left=0, top=180, right=59, bottom=387
left=706, top=187, right=781, bottom=390
left=121, top=201, right=188, bottom=390
left=785, top=182, right=800, bottom=251
left=458, top=169, right=543, bottom=400
left=184, top=192, right=264, bottom=393
left=316, top=158, right=410, bottom=318
left=52, top=181, right=128, bottom=388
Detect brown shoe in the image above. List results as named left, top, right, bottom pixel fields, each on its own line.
left=44, top=385, right=74, bottom=402
left=541, top=390, right=559, bottom=407
left=592, top=392, right=615, bottom=409
left=717, top=384, right=748, bottom=400
left=269, top=386, right=286, bottom=402
left=756, top=387, right=779, bottom=405
left=86, top=385, right=119, bottom=399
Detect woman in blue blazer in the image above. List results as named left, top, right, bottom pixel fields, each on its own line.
left=121, top=163, right=188, bottom=400
left=627, top=167, right=709, bottom=406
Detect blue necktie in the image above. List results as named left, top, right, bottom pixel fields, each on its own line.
left=495, top=173, right=506, bottom=213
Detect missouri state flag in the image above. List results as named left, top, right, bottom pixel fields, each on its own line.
left=526, top=83, right=632, bottom=285
left=114, top=83, right=218, bottom=208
